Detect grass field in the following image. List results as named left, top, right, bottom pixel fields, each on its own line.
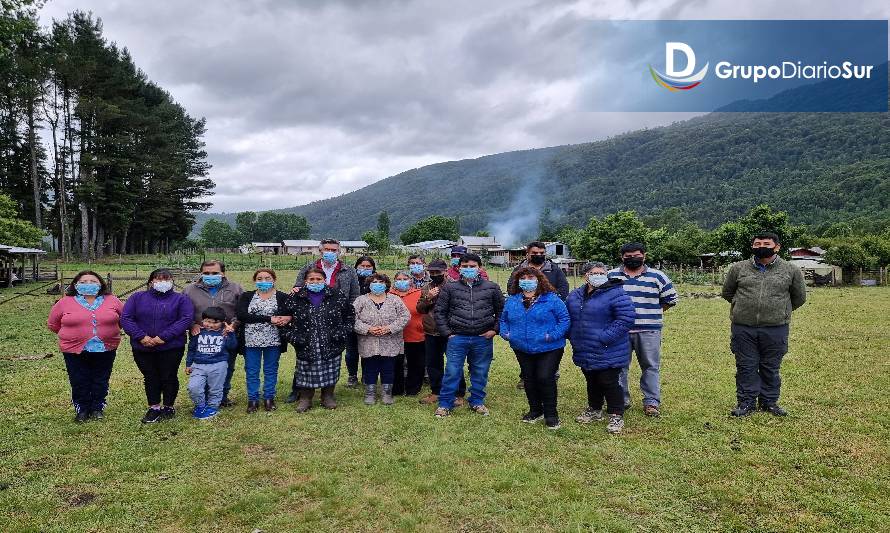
left=0, top=269, right=888, bottom=532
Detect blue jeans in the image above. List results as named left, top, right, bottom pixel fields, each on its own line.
left=244, top=346, right=282, bottom=401
left=439, top=335, right=493, bottom=409
left=620, top=330, right=662, bottom=407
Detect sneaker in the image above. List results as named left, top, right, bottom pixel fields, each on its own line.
left=160, top=406, right=175, bottom=420
left=89, top=409, right=104, bottom=421
left=731, top=403, right=756, bottom=417
left=192, top=405, right=207, bottom=419
left=545, top=417, right=561, bottom=430
left=346, top=375, right=359, bottom=388
left=759, top=403, right=788, bottom=417
left=575, top=407, right=604, bottom=424
left=521, top=412, right=544, bottom=424
left=434, top=407, right=452, bottom=418
left=197, top=406, right=219, bottom=420
left=419, top=393, right=438, bottom=405
left=141, top=408, right=163, bottom=424
left=74, top=409, right=90, bottom=423
left=644, top=405, right=661, bottom=417
left=607, top=414, right=624, bottom=434
left=469, top=404, right=490, bottom=416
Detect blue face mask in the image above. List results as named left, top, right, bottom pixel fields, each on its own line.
left=518, top=279, right=538, bottom=292
left=75, top=282, right=100, bottom=296
left=393, top=280, right=411, bottom=291
left=357, top=268, right=373, bottom=277
left=306, top=282, right=326, bottom=293
left=409, top=264, right=424, bottom=275
left=322, top=251, right=338, bottom=264
left=450, top=257, right=460, bottom=266
left=369, top=282, right=387, bottom=294
left=460, top=267, right=479, bottom=280
left=588, top=274, right=608, bottom=287
left=255, top=281, right=274, bottom=292
left=202, top=274, right=222, bottom=286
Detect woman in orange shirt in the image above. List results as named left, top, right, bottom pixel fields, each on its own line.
left=390, top=271, right=426, bottom=396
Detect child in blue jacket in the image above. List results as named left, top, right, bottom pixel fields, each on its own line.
left=499, top=268, right=570, bottom=429
left=185, top=307, right=238, bottom=419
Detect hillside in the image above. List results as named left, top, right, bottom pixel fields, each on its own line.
left=194, top=99, right=890, bottom=243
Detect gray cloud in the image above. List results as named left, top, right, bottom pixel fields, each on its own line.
left=38, top=0, right=890, bottom=212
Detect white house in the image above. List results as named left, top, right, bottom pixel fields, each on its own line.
left=458, top=235, right=499, bottom=252
left=282, top=239, right=321, bottom=255
left=544, top=242, right=570, bottom=259
left=340, top=240, right=369, bottom=254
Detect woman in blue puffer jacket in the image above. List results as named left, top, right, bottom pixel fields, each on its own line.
left=500, top=267, right=570, bottom=429
left=566, top=262, right=635, bottom=434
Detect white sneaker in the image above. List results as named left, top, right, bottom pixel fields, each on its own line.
left=606, top=414, right=624, bottom=434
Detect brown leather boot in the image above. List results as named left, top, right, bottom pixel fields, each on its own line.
left=295, top=388, right=314, bottom=413
left=320, top=386, right=337, bottom=409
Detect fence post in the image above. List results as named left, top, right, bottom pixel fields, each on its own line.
left=107, top=272, right=114, bottom=292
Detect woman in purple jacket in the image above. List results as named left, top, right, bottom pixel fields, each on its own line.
left=121, top=268, right=194, bottom=423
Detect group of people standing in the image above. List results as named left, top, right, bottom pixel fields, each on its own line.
left=46, top=231, right=806, bottom=430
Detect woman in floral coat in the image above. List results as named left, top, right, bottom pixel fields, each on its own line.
left=282, top=268, right=354, bottom=412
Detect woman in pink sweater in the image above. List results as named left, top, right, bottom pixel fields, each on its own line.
left=47, top=271, right=123, bottom=423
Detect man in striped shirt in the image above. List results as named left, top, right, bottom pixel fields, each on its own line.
left=608, top=242, right=679, bottom=417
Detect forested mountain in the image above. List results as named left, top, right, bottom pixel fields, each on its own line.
left=193, top=105, right=888, bottom=241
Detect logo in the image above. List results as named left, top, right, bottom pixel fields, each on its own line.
left=649, top=42, right=709, bottom=91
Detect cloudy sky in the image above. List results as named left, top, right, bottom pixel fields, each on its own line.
left=39, top=0, right=890, bottom=212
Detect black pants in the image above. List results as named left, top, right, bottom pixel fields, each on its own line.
left=515, top=349, right=563, bottom=419
left=361, top=355, right=396, bottom=385
left=424, top=334, right=465, bottom=397
left=582, top=367, right=624, bottom=415
left=345, top=331, right=359, bottom=378
left=731, top=323, right=789, bottom=406
left=394, top=341, right=426, bottom=395
left=63, top=350, right=116, bottom=413
left=133, top=348, right=185, bottom=407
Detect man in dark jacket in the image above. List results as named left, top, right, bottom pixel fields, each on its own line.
left=292, top=239, right=361, bottom=303
left=286, top=239, right=360, bottom=402
left=508, top=241, right=570, bottom=300
left=433, top=253, right=504, bottom=417
left=508, top=241, right=570, bottom=389
left=722, top=232, right=807, bottom=417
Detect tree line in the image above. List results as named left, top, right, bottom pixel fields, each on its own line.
left=0, top=2, right=213, bottom=257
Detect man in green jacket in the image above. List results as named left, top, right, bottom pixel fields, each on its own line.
left=721, top=232, right=807, bottom=417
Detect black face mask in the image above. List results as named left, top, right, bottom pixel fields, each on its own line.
left=622, top=257, right=644, bottom=269
left=529, top=255, right=545, bottom=265
left=753, top=246, right=776, bottom=259
left=430, top=274, right=445, bottom=285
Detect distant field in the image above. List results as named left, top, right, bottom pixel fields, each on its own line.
left=0, top=271, right=888, bottom=531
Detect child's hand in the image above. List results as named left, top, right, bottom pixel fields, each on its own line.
left=185, top=366, right=192, bottom=375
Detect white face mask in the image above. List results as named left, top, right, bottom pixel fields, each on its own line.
left=587, top=274, right=608, bottom=287
left=152, top=280, right=174, bottom=293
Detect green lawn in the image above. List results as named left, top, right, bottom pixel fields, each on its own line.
left=0, top=271, right=888, bottom=532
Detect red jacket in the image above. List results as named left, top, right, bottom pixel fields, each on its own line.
left=390, top=287, right=425, bottom=343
